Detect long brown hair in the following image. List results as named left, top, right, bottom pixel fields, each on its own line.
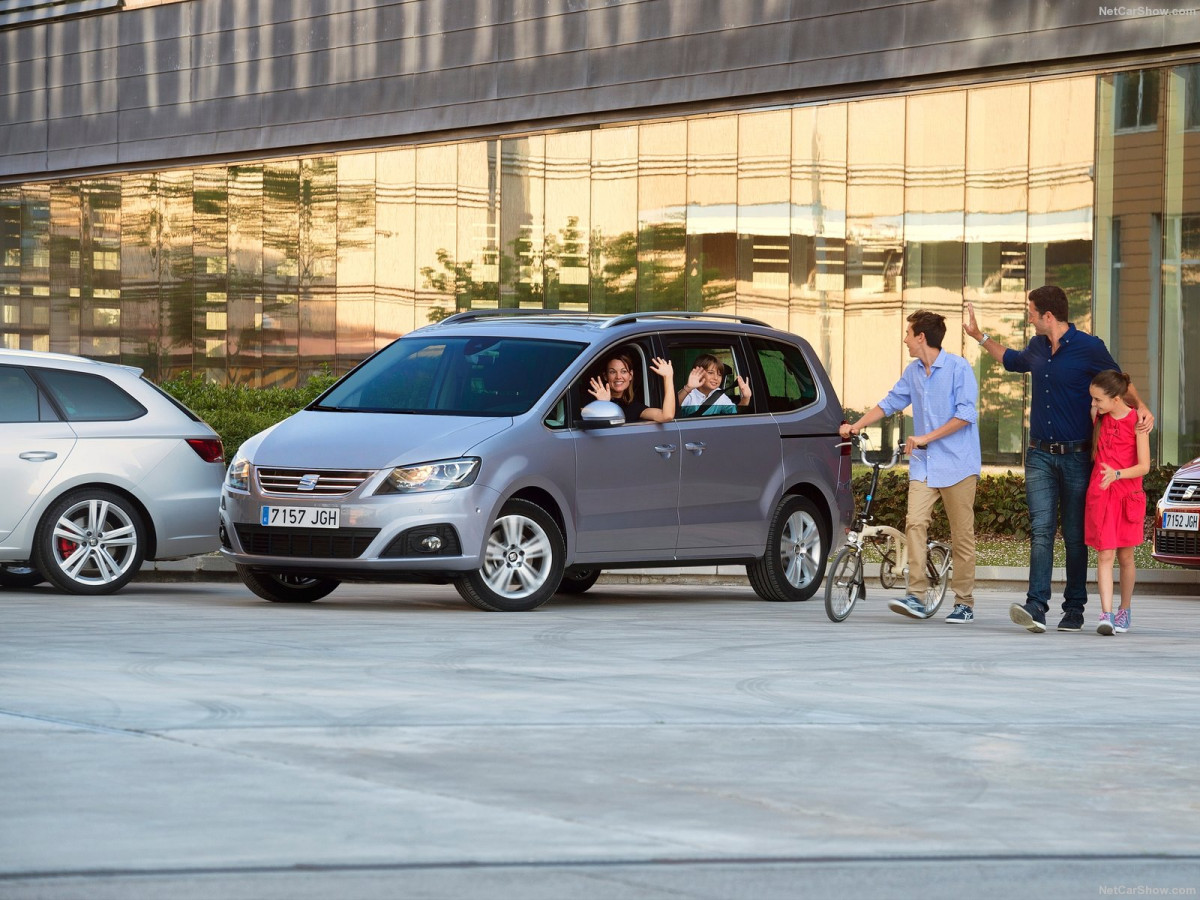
left=1091, top=369, right=1132, bottom=459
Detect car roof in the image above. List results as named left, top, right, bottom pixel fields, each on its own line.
left=410, top=309, right=794, bottom=344
left=0, top=348, right=144, bottom=377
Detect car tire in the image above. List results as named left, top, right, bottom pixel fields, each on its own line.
left=454, top=499, right=565, bottom=611
left=556, top=566, right=601, bottom=595
left=33, top=488, right=147, bottom=595
left=0, top=564, right=45, bottom=589
left=747, top=494, right=829, bottom=602
left=236, top=566, right=340, bottom=603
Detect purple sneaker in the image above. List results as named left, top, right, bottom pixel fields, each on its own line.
left=1097, top=612, right=1115, bottom=636
left=1114, top=608, right=1131, bottom=633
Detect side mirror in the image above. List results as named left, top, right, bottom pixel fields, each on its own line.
left=580, top=400, right=625, bottom=428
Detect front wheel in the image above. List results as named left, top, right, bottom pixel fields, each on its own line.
left=454, top=499, right=565, bottom=611
left=236, top=566, right=340, bottom=603
left=824, top=546, right=865, bottom=622
left=747, top=495, right=829, bottom=602
left=923, top=543, right=952, bottom=616
left=33, top=489, right=147, bottom=595
left=0, top=563, right=45, bottom=589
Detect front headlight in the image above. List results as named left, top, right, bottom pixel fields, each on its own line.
left=378, top=457, right=480, bottom=494
left=226, top=453, right=251, bottom=492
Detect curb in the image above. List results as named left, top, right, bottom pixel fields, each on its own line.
left=138, top=555, right=1199, bottom=595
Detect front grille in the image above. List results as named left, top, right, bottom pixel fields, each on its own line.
left=256, top=468, right=372, bottom=497
left=1155, top=529, right=1200, bottom=557
left=234, top=525, right=380, bottom=559
left=1166, top=480, right=1200, bottom=503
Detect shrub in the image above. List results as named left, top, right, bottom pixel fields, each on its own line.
left=161, top=369, right=338, bottom=459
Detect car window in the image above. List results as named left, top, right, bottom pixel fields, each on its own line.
left=314, top=336, right=586, bottom=416
left=666, top=340, right=751, bottom=416
left=33, top=368, right=147, bottom=421
left=575, top=341, right=655, bottom=422
left=0, top=366, right=40, bottom=423
left=750, top=337, right=818, bottom=412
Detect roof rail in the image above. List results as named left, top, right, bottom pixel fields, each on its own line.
left=600, top=311, right=771, bottom=329
left=432, top=308, right=607, bottom=326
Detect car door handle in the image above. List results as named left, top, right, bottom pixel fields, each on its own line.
left=684, top=441, right=706, bottom=455
left=19, top=451, right=58, bottom=462
left=653, top=443, right=677, bottom=459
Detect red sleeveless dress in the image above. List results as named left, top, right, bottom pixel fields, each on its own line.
left=1084, top=410, right=1144, bottom=550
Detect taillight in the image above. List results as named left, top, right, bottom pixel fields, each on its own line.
left=187, top=438, right=225, bottom=463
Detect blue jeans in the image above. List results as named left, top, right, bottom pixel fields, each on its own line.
left=1025, top=448, right=1092, bottom=614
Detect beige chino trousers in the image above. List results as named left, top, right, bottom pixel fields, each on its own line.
left=905, top=474, right=978, bottom=607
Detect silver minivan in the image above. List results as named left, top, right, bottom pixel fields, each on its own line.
left=219, top=311, right=853, bottom=610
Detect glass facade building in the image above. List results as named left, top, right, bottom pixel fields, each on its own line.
left=1, top=66, right=1197, bottom=465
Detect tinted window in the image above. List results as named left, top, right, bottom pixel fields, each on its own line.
left=34, top=369, right=147, bottom=421
left=315, top=336, right=586, bottom=416
left=751, top=338, right=818, bottom=412
left=0, top=366, right=40, bottom=423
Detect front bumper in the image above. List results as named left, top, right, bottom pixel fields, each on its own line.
left=219, top=479, right=500, bottom=575
left=1150, top=503, right=1200, bottom=570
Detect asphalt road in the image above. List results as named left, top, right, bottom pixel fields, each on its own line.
left=2, top=579, right=1199, bottom=900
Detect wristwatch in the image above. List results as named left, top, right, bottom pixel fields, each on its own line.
left=978, top=333, right=990, bottom=346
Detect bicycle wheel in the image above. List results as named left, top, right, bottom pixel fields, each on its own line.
left=923, top=543, right=951, bottom=615
left=878, top=539, right=899, bottom=590
left=824, top=546, right=865, bottom=622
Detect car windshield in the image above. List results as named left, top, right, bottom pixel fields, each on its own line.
left=313, top=335, right=586, bottom=416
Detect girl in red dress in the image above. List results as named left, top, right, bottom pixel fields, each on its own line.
left=1084, top=370, right=1150, bottom=635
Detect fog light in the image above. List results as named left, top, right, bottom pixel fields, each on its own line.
left=420, top=535, right=443, bottom=552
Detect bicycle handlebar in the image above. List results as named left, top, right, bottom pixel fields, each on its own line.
left=835, top=433, right=904, bottom=469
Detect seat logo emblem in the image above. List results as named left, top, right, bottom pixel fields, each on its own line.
left=298, top=474, right=320, bottom=491
left=1185, top=485, right=1197, bottom=500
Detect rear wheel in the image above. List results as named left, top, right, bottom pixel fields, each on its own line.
left=0, top=564, right=45, bottom=589
left=747, top=495, right=828, bottom=602
left=236, top=566, right=340, bottom=603
left=824, top=546, right=865, bottom=622
left=33, top=489, right=146, bottom=595
left=556, top=566, right=601, bottom=595
left=922, top=543, right=951, bottom=616
left=455, top=499, right=565, bottom=611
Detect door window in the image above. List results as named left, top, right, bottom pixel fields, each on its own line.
left=665, top=339, right=752, bottom=416
left=0, top=367, right=40, bottom=423
left=750, top=338, right=818, bottom=412
left=33, top=369, right=147, bottom=421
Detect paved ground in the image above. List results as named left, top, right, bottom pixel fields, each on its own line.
left=2, top=579, right=1199, bottom=900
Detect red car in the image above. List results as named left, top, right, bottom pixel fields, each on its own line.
left=1153, top=456, right=1200, bottom=569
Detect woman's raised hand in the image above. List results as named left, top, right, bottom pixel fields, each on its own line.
left=588, top=375, right=611, bottom=402
left=649, top=357, right=674, bottom=380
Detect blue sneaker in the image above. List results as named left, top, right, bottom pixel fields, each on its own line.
left=1097, top=612, right=1115, bottom=636
left=888, top=594, right=928, bottom=619
left=1114, top=608, right=1131, bottom=633
left=945, top=603, right=974, bottom=623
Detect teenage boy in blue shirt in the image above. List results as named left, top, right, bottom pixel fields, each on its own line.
left=840, top=309, right=982, bottom=622
left=964, top=285, right=1153, bottom=634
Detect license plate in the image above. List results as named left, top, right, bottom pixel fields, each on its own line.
left=260, top=506, right=340, bottom=529
left=1162, top=511, right=1199, bottom=531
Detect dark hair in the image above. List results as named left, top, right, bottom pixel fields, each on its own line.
left=1091, top=369, right=1131, bottom=401
left=692, top=353, right=722, bottom=372
left=906, top=309, right=946, bottom=349
left=1029, top=285, right=1069, bottom=324
left=1090, top=369, right=1132, bottom=460
left=603, top=352, right=637, bottom=403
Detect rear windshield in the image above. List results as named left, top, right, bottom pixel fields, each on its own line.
left=313, top=336, right=586, bottom=416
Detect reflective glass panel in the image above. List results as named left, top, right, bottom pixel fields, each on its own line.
left=590, top=126, right=638, bottom=314
left=262, top=161, right=299, bottom=387
left=638, top=120, right=687, bottom=311
left=415, top=145, right=458, bottom=325
left=545, top=131, right=591, bottom=310
left=297, top=156, right=337, bottom=381
left=227, top=164, right=262, bottom=386
left=457, top=141, right=500, bottom=311
left=737, top=110, right=790, bottom=326
left=376, top=148, right=416, bottom=344
left=687, top=116, right=737, bottom=313
left=49, top=183, right=81, bottom=356
left=337, top=151, right=376, bottom=371
left=500, top=136, right=545, bottom=308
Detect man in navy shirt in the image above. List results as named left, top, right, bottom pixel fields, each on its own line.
left=964, top=285, right=1153, bottom=633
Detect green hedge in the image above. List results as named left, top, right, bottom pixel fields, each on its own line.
left=161, top=371, right=338, bottom=460
left=852, top=465, right=1178, bottom=539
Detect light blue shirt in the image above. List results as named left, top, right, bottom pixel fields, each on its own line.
left=878, top=350, right=981, bottom=489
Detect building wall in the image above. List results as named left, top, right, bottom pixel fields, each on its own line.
left=3, top=0, right=1197, bottom=183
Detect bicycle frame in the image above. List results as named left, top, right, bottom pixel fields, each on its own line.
left=842, top=438, right=912, bottom=589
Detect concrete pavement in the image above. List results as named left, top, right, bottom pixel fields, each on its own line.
left=1, top=580, right=1198, bottom=899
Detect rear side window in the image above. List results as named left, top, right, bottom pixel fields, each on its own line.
left=0, top=366, right=40, bottom=422
left=750, top=338, right=818, bottom=412
left=34, top=369, right=147, bottom=422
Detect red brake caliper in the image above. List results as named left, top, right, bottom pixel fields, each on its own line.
left=58, top=537, right=78, bottom=560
